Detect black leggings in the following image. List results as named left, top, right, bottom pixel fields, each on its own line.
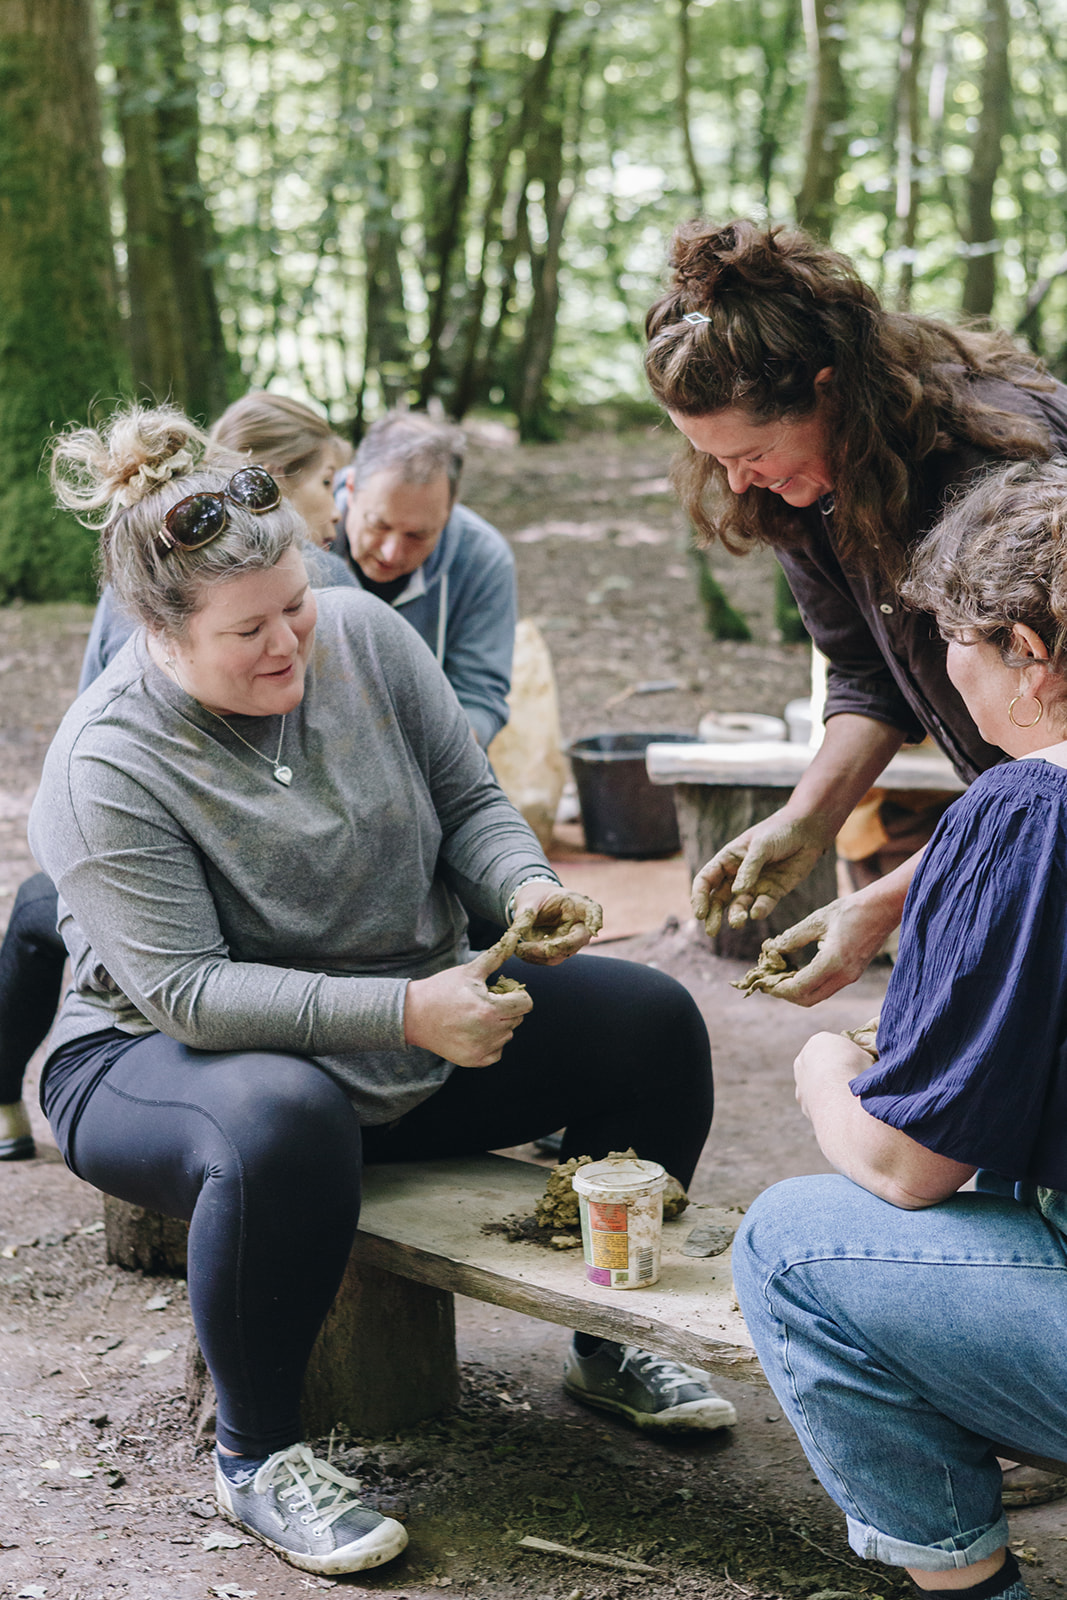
left=0, top=873, right=65, bottom=1102
left=47, top=953, right=713, bottom=1456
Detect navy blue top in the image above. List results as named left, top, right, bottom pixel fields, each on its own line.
left=852, top=757, right=1067, bottom=1190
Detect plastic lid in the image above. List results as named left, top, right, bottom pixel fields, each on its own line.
left=571, top=1157, right=667, bottom=1195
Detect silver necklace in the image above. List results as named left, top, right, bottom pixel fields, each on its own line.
left=205, top=707, right=292, bottom=786
left=165, top=655, right=293, bottom=786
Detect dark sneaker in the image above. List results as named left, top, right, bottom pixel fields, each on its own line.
left=215, top=1442, right=408, bottom=1574
left=563, top=1339, right=738, bottom=1433
left=0, top=1101, right=35, bottom=1161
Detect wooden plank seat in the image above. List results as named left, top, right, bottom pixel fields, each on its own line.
left=106, top=1152, right=763, bottom=1437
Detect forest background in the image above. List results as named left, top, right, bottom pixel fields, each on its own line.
left=2, top=0, right=1066, bottom=601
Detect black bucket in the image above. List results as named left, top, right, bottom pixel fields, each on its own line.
left=567, top=732, right=691, bottom=858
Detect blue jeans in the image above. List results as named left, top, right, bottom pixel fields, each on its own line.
left=733, top=1174, right=1067, bottom=1571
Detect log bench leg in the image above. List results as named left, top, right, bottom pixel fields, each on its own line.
left=106, top=1200, right=460, bottom=1437
left=302, top=1255, right=460, bottom=1437
left=103, top=1194, right=189, bottom=1276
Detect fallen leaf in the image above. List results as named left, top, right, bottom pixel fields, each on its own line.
left=202, top=1530, right=249, bottom=1550
left=141, top=1348, right=172, bottom=1365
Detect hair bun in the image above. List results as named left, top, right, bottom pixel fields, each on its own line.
left=51, top=403, right=208, bottom=527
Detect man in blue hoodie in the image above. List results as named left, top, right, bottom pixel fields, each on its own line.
left=331, top=412, right=516, bottom=749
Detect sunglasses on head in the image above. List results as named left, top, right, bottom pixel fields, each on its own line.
left=155, top=467, right=282, bottom=552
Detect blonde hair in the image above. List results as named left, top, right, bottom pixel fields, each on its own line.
left=50, top=402, right=302, bottom=638
left=210, top=392, right=351, bottom=487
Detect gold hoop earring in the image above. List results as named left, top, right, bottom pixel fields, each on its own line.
left=1009, top=694, right=1043, bottom=729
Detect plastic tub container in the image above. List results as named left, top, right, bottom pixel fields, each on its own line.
left=566, top=732, right=691, bottom=857
left=572, top=1157, right=667, bottom=1289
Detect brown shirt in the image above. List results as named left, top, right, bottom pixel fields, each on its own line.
left=776, top=371, right=1067, bottom=784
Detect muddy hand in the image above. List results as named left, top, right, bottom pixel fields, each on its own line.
left=693, top=814, right=833, bottom=937
left=509, top=885, right=603, bottom=966
left=844, top=1015, right=880, bottom=1061
left=404, top=944, right=533, bottom=1068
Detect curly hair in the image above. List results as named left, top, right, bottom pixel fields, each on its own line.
left=50, top=402, right=302, bottom=638
left=645, top=220, right=1055, bottom=581
left=902, top=459, right=1067, bottom=685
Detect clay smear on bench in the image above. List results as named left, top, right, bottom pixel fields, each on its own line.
left=484, top=1150, right=689, bottom=1253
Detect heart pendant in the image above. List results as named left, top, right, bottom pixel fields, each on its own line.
left=273, top=766, right=293, bottom=787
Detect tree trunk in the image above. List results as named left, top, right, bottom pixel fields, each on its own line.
left=108, top=0, right=229, bottom=423
left=676, top=0, right=706, bottom=211
left=796, top=0, right=849, bottom=239
left=451, top=10, right=567, bottom=421
left=755, top=0, right=801, bottom=210
left=515, top=37, right=592, bottom=441
left=0, top=0, right=127, bottom=601
left=417, top=38, right=481, bottom=408
left=892, top=0, right=929, bottom=310
left=355, top=0, right=411, bottom=431
left=961, top=0, right=1011, bottom=318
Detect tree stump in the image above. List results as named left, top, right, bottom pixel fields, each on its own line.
left=103, top=1195, right=188, bottom=1276
left=182, top=1254, right=459, bottom=1444
left=673, top=782, right=839, bottom=962
left=301, top=1254, right=459, bottom=1438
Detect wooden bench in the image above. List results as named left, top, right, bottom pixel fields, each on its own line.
left=106, top=1152, right=762, bottom=1437
left=646, top=739, right=965, bottom=960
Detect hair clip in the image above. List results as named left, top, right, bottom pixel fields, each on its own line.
left=682, top=311, right=712, bottom=325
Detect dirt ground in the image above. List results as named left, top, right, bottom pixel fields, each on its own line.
left=2, top=426, right=1064, bottom=1599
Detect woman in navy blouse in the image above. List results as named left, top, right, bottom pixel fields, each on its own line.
left=733, top=458, right=1067, bottom=1600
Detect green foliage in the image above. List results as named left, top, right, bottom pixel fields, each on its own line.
left=170, top=0, right=1067, bottom=421
left=774, top=563, right=808, bottom=644
left=10, top=0, right=1067, bottom=599
left=691, top=547, right=751, bottom=642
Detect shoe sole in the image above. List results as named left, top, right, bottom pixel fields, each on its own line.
left=216, top=1491, right=409, bottom=1574
left=0, top=1137, right=35, bottom=1161
left=563, top=1382, right=737, bottom=1433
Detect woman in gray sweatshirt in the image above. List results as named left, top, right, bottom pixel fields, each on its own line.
left=28, top=403, right=720, bottom=1578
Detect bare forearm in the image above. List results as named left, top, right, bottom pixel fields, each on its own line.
left=795, top=1034, right=976, bottom=1208
left=781, top=715, right=906, bottom=832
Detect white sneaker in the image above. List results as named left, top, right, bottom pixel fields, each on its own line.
left=0, top=1100, right=34, bottom=1161
left=215, top=1442, right=408, bottom=1574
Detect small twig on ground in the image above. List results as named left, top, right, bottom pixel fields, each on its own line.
left=517, top=1535, right=664, bottom=1576
left=722, top=1566, right=757, bottom=1596
left=794, top=1527, right=870, bottom=1573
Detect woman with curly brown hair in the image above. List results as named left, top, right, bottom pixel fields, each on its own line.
left=644, top=218, right=1067, bottom=1004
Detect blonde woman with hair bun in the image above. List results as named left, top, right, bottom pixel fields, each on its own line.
left=23, top=398, right=720, bottom=1574
left=210, top=391, right=352, bottom=550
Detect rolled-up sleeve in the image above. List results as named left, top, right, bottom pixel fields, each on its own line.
left=777, top=541, right=925, bottom=741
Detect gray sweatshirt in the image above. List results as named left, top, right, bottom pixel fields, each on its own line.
left=29, top=588, right=556, bottom=1122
